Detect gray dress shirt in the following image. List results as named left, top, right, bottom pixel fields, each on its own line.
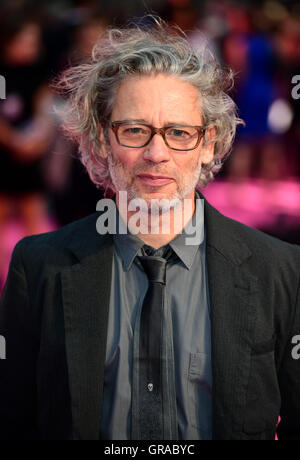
left=100, top=191, right=212, bottom=440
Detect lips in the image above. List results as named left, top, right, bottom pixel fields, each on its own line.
left=137, top=174, right=175, bottom=187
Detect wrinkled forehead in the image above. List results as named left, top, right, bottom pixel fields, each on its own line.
left=110, top=73, right=203, bottom=124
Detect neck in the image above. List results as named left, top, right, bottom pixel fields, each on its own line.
left=115, top=190, right=196, bottom=249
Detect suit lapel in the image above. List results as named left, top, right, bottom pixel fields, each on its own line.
left=201, top=192, right=259, bottom=439
left=60, top=224, right=114, bottom=440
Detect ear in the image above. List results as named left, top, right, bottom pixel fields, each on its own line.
left=99, top=124, right=108, bottom=159
left=201, top=125, right=216, bottom=165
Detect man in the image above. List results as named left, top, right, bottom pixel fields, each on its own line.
left=0, top=19, right=300, bottom=440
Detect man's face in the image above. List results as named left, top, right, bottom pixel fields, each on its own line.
left=104, top=73, right=214, bottom=209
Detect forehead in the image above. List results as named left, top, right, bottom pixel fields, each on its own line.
left=111, top=73, right=203, bottom=124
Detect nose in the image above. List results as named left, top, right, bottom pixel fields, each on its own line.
left=142, top=133, right=171, bottom=163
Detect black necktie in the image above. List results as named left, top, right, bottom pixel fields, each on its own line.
left=131, top=245, right=174, bottom=440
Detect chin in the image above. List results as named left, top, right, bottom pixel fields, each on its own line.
left=128, top=187, right=184, bottom=212
left=135, top=188, right=176, bottom=201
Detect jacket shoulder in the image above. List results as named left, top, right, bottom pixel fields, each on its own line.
left=12, top=212, right=104, bottom=268
left=204, top=194, right=300, bottom=269
left=218, top=210, right=300, bottom=268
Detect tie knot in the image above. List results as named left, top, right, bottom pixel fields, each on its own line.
left=138, top=245, right=174, bottom=284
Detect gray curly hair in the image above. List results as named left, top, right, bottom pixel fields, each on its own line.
left=56, top=17, right=244, bottom=192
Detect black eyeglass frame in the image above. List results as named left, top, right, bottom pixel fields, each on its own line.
left=109, top=120, right=207, bottom=151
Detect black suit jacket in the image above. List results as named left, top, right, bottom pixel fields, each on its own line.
left=0, top=192, right=300, bottom=440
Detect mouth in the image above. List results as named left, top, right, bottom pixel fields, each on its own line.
left=136, top=174, right=175, bottom=187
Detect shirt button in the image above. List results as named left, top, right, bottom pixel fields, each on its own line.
left=147, top=383, right=153, bottom=392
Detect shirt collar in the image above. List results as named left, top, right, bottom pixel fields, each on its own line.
left=113, top=189, right=205, bottom=271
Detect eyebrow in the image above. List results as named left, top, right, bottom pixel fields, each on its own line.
left=116, top=118, right=200, bottom=126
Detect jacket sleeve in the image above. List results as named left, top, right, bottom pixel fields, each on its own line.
left=277, top=271, right=300, bottom=440
left=0, top=240, right=39, bottom=439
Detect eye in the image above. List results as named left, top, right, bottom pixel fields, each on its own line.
left=120, top=125, right=149, bottom=136
left=167, top=128, right=190, bottom=138
left=126, top=127, right=143, bottom=134
left=172, top=129, right=186, bottom=137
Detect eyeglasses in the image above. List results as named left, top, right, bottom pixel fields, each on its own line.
left=109, top=120, right=206, bottom=151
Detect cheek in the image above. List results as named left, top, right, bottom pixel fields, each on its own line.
left=115, top=150, right=143, bottom=171
left=109, top=133, right=141, bottom=169
left=117, top=151, right=139, bottom=170
left=175, top=153, right=199, bottom=172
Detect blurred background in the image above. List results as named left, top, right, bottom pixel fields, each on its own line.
left=0, top=0, right=299, bottom=294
